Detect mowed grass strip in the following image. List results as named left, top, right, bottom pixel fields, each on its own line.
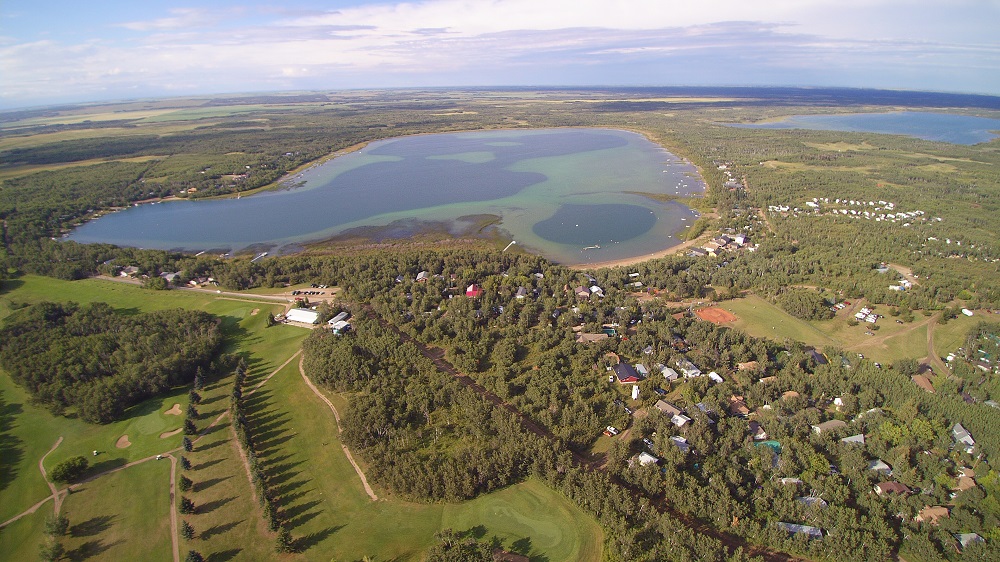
left=250, top=360, right=603, bottom=561
left=60, top=457, right=173, bottom=562
left=719, top=295, right=837, bottom=348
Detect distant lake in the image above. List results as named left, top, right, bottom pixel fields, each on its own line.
left=68, top=128, right=705, bottom=264
left=728, top=111, right=1000, bottom=144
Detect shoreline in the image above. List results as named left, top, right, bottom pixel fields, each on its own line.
left=566, top=211, right=718, bottom=270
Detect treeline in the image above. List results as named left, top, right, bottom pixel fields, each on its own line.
left=0, top=301, right=222, bottom=422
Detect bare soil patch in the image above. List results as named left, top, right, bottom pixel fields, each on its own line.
left=696, top=307, right=738, bottom=324
left=159, top=428, right=183, bottom=439
left=115, top=435, right=131, bottom=449
left=164, top=403, right=182, bottom=416
left=250, top=308, right=259, bottom=316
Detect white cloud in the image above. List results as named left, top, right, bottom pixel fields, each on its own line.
left=1, top=0, right=998, bottom=106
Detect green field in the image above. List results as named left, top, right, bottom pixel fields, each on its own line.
left=230, top=352, right=603, bottom=561
left=0, top=275, right=603, bottom=560
left=718, top=294, right=942, bottom=364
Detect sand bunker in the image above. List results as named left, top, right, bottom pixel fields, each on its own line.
left=164, top=403, right=182, bottom=416
left=251, top=308, right=260, bottom=316
left=116, top=434, right=132, bottom=448
left=159, top=428, right=183, bottom=439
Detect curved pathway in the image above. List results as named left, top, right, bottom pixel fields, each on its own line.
left=39, top=437, right=64, bottom=514
left=298, top=356, right=378, bottom=501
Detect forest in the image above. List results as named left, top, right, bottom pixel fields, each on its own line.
left=0, top=301, right=222, bottom=422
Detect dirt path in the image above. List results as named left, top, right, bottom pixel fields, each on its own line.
left=297, top=356, right=378, bottom=501
left=39, top=437, right=64, bottom=514
left=247, top=349, right=302, bottom=396
left=926, top=313, right=949, bottom=375
left=166, top=453, right=180, bottom=562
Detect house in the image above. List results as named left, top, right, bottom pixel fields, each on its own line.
left=748, top=420, right=768, bottom=441
left=119, top=266, right=139, bottom=277
left=466, top=284, right=483, bottom=297
left=613, top=363, right=643, bottom=384
left=160, top=271, right=180, bottom=283
left=758, top=376, right=778, bottom=384
left=416, top=271, right=430, bottom=282
left=737, top=361, right=759, bottom=371
left=915, top=506, right=949, bottom=525
left=954, top=533, right=984, bottom=551
left=811, top=420, right=848, bottom=434
left=285, top=308, right=319, bottom=324
left=514, top=286, right=528, bottom=299
left=671, top=414, right=692, bottom=427
left=670, top=435, right=690, bottom=454
left=653, top=400, right=682, bottom=417
left=874, top=481, right=910, bottom=496
left=637, top=452, right=659, bottom=466
left=954, top=475, right=978, bottom=493
left=729, top=395, right=750, bottom=417
left=776, top=522, right=823, bottom=540
left=912, top=375, right=935, bottom=393
left=781, top=390, right=799, bottom=400
left=952, top=423, right=975, bottom=454
left=869, top=459, right=893, bottom=475
left=635, top=364, right=649, bottom=377
left=841, top=434, right=865, bottom=445
left=708, top=371, right=724, bottom=384
left=574, top=286, right=591, bottom=299
left=575, top=333, right=609, bottom=344
left=589, top=285, right=604, bottom=298
left=797, top=496, right=828, bottom=509
left=660, top=366, right=680, bottom=381
left=778, top=477, right=803, bottom=486
left=675, top=358, right=701, bottom=378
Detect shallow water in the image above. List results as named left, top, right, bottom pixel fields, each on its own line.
left=727, top=111, right=1000, bottom=145
left=68, top=128, right=705, bottom=264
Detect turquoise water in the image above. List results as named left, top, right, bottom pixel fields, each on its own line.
left=728, top=111, right=1000, bottom=144
left=68, top=128, right=705, bottom=264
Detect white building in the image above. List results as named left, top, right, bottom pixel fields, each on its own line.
left=286, top=308, right=319, bottom=324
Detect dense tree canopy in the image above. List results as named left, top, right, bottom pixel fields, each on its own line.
left=0, top=301, right=222, bottom=422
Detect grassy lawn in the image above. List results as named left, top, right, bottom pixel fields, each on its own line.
left=242, top=358, right=603, bottom=561
left=932, top=311, right=1000, bottom=359
left=718, top=295, right=947, bottom=365
left=0, top=504, right=50, bottom=560
left=60, top=458, right=173, bottom=561
left=719, top=295, right=837, bottom=348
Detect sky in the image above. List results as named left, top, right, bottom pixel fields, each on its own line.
left=1, top=0, right=998, bottom=108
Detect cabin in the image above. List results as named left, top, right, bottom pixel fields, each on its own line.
left=637, top=452, right=659, bottom=466
left=841, top=434, right=865, bottom=445
left=329, top=320, right=351, bottom=334
left=613, top=363, right=643, bottom=384
left=955, top=533, right=984, bottom=551
left=328, top=311, right=350, bottom=324
left=729, top=395, right=750, bottom=417
left=416, top=271, right=430, bottom=282
left=119, top=266, right=139, bottom=277
left=670, top=435, right=690, bottom=454
left=776, top=522, right=823, bottom=540
left=671, top=414, right=692, bottom=427
left=869, top=459, right=893, bottom=475
left=575, top=333, right=609, bottom=344
left=653, top=400, right=682, bottom=417
left=660, top=366, right=680, bottom=381
left=797, top=496, right=828, bottom=509
left=911, top=374, right=935, bottom=393
left=466, top=284, right=483, bottom=297
left=874, top=481, right=910, bottom=496
left=915, top=506, right=949, bottom=525
left=952, top=423, right=975, bottom=454
left=574, top=286, right=591, bottom=299
left=811, top=420, right=847, bottom=434
left=675, top=358, right=701, bottom=378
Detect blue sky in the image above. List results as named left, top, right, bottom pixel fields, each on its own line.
left=2, top=0, right=998, bottom=108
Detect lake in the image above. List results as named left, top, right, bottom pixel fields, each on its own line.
left=68, top=128, right=705, bottom=265
left=728, top=111, right=1000, bottom=144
